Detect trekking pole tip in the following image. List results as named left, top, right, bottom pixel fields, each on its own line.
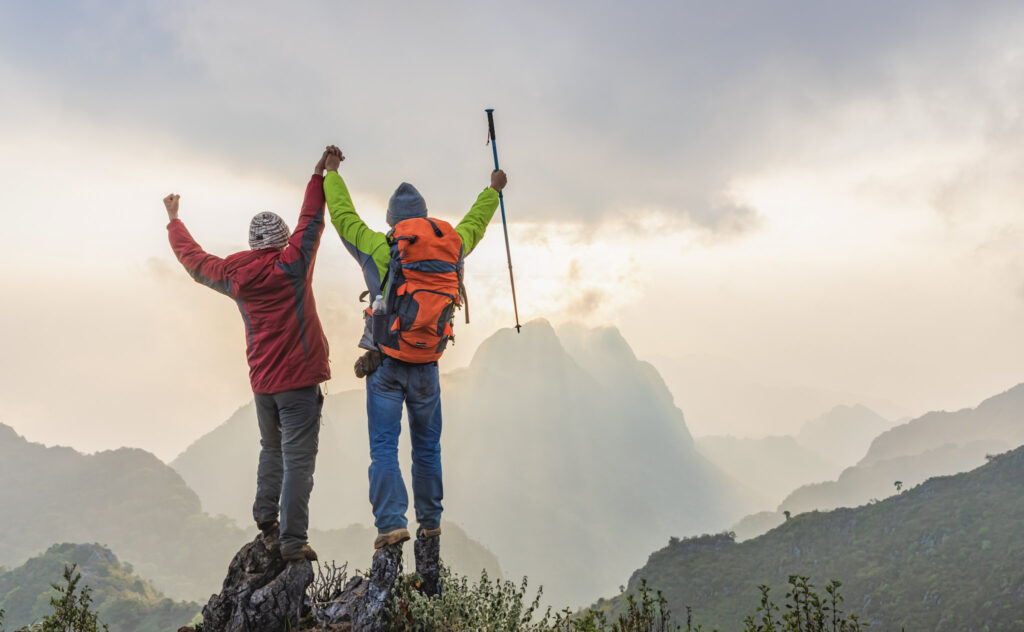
left=515, top=323, right=521, bottom=334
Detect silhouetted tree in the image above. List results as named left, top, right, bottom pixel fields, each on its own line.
left=783, top=510, right=791, bottom=521
left=894, top=480, right=903, bottom=492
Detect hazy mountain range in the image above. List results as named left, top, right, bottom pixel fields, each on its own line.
left=861, top=383, right=1024, bottom=465
left=795, top=404, right=895, bottom=468
left=172, top=320, right=760, bottom=606
left=728, top=383, right=1024, bottom=540
left=695, top=435, right=837, bottom=508
left=696, top=404, right=894, bottom=510
left=4, top=317, right=1019, bottom=624
left=645, top=352, right=908, bottom=438
left=782, top=384, right=1024, bottom=512
left=0, top=423, right=499, bottom=603
left=597, top=445, right=1024, bottom=631
left=0, top=423, right=247, bottom=601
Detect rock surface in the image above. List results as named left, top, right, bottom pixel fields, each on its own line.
left=199, top=530, right=313, bottom=632
left=315, top=543, right=404, bottom=632
left=414, top=532, right=441, bottom=597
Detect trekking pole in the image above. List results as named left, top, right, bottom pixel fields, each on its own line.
left=485, top=108, right=522, bottom=333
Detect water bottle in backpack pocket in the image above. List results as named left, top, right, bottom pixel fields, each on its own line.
left=370, top=294, right=391, bottom=346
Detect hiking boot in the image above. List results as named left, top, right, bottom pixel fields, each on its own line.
left=281, top=544, right=318, bottom=562
left=373, top=528, right=410, bottom=550
left=415, top=526, right=441, bottom=597
left=257, top=520, right=279, bottom=539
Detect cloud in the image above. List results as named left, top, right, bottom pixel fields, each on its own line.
left=567, top=288, right=608, bottom=320
left=4, top=0, right=1024, bottom=458
left=4, top=1, right=1022, bottom=237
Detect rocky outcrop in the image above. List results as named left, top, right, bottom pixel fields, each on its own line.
left=413, top=532, right=441, bottom=597
left=314, top=543, right=404, bottom=632
left=179, top=534, right=410, bottom=632
left=198, top=530, right=313, bottom=632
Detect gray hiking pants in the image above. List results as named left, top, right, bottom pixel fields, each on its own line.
left=252, top=384, right=323, bottom=553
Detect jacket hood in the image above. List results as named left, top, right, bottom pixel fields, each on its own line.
left=225, top=249, right=282, bottom=291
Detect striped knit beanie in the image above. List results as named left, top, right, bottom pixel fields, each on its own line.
left=248, top=212, right=290, bottom=250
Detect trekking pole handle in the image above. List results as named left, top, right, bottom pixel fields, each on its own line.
left=486, top=108, right=497, bottom=143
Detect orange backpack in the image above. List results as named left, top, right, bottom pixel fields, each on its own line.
left=371, top=217, right=464, bottom=363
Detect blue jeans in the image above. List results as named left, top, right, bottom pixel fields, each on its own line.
left=366, top=356, right=443, bottom=533
left=252, top=385, right=323, bottom=553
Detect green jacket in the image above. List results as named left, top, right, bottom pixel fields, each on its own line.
left=323, top=170, right=500, bottom=347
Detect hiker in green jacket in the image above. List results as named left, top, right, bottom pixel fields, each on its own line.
left=322, top=145, right=506, bottom=595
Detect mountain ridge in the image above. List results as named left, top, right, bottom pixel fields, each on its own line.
left=597, top=444, right=1024, bottom=631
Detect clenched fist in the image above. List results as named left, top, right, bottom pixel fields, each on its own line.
left=490, top=169, right=507, bottom=192
left=163, top=194, right=180, bottom=220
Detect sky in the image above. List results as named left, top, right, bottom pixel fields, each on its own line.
left=1, top=0, right=1023, bottom=460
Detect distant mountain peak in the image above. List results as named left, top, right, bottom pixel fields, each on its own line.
left=795, top=404, right=891, bottom=469
left=0, top=423, right=22, bottom=447
left=803, top=403, right=886, bottom=426
left=468, top=318, right=569, bottom=369
left=859, top=381, right=1024, bottom=466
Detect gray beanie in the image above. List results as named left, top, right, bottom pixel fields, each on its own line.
left=248, top=212, right=291, bottom=250
left=386, top=182, right=428, bottom=226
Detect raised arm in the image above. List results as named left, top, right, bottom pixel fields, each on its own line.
left=280, top=149, right=330, bottom=269
left=164, top=194, right=234, bottom=296
left=322, top=146, right=389, bottom=277
left=455, top=169, right=506, bottom=257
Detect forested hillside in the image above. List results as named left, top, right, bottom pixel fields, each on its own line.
left=599, top=446, right=1024, bottom=631
left=0, top=543, right=198, bottom=632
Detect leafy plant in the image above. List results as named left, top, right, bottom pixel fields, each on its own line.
left=385, top=567, right=554, bottom=632
left=21, top=565, right=109, bottom=632
left=740, top=576, right=865, bottom=632
left=380, top=567, right=866, bottom=632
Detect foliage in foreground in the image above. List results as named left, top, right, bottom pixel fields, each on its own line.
left=0, top=544, right=199, bottom=632
left=7, top=564, right=109, bottom=632
left=381, top=567, right=867, bottom=632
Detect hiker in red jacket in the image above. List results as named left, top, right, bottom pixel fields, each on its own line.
left=163, top=148, right=333, bottom=562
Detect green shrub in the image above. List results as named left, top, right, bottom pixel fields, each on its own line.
left=385, top=567, right=553, bottom=631
left=18, top=565, right=109, bottom=632
left=381, top=569, right=867, bottom=632
left=741, top=576, right=867, bottom=632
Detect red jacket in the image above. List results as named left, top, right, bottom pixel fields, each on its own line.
left=167, top=174, right=331, bottom=394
